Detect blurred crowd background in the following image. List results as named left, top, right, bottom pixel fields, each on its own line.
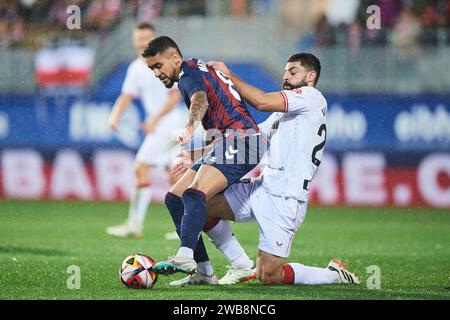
left=1, top=0, right=450, bottom=50
left=1, top=0, right=449, bottom=93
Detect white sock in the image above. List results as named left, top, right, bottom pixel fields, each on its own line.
left=128, top=184, right=152, bottom=226
left=287, top=263, right=338, bottom=285
left=197, top=261, right=215, bottom=276
left=176, top=247, right=194, bottom=259
left=206, top=220, right=254, bottom=269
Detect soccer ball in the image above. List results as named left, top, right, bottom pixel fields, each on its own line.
left=119, top=253, right=158, bottom=289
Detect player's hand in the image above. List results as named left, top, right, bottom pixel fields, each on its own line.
left=178, top=126, right=194, bottom=145
left=171, top=150, right=193, bottom=176
left=141, top=118, right=159, bottom=134
left=207, top=61, right=231, bottom=77
left=108, top=114, right=120, bottom=131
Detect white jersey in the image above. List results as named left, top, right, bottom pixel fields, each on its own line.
left=259, top=86, right=327, bottom=201
left=121, top=57, right=175, bottom=118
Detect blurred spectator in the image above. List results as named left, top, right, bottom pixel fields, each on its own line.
left=0, top=20, right=9, bottom=49
left=85, top=0, right=122, bottom=31
left=8, top=16, right=25, bottom=47
left=326, top=0, right=360, bottom=26
left=230, top=0, right=249, bottom=16
left=314, top=14, right=337, bottom=47
left=164, top=0, right=206, bottom=16
left=47, top=0, right=69, bottom=25
left=137, top=0, right=162, bottom=21
left=250, top=0, right=277, bottom=16
left=180, top=0, right=207, bottom=16
left=347, top=20, right=362, bottom=54
left=0, top=0, right=18, bottom=22
left=391, top=8, right=421, bottom=57
left=377, top=0, right=403, bottom=28
left=1, top=0, right=450, bottom=52
left=363, top=27, right=388, bottom=47
left=0, top=0, right=24, bottom=48
left=418, top=4, right=439, bottom=46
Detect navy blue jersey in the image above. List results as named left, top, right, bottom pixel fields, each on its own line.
left=177, top=58, right=259, bottom=132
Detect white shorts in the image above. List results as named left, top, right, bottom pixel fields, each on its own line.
left=136, top=108, right=186, bottom=167
left=224, top=177, right=307, bottom=258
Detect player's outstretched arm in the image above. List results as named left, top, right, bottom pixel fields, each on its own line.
left=178, top=91, right=209, bottom=144
left=142, top=90, right=181, bottom=134
left=207, top=61, right=286, bottom=113
left=108, top=93, right=134, bottom=131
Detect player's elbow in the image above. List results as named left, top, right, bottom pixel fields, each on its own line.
left=254, top=95, right=274, bottom=112
left=119, top=93, right=134, bottom=105
left=255, top=103, right=272, bottom=112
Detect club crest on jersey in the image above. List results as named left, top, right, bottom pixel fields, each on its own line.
left=293, top=89, right=303, bottom=95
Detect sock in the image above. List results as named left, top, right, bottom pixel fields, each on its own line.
left=176, top=247, right=193, bottom=259
left=205, top=219, right=254, bottom=269
left=165, top=192, right=210, bottom=263
left=197, top=261, right=215, bottom=276
left=181, top=188, right=208, bottom=250
left=132, top=183, right=153, bottom=225
left=283, top=263, right=338, bottom=285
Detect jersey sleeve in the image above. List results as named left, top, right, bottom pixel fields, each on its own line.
left=178, top=69, right=206, bottom=99
left=279, top=89, right=310, bottom=114
left=121, top=64, right=139, bottom=98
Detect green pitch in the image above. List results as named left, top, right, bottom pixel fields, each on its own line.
left=0, top=200, right=449, bottom=300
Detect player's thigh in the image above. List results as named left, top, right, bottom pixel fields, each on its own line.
left=189, top=164, right=228, bottom=198
left=169, top=169, right=197, bottom=197
left=222, top=177, right=260, bottom=223
left=206, top=193, right=235, bottom=221
left=251, top=192, right=305, bottom=259
left=136, top=133, right=171, bottom=167
left=257, top=250, right=285, bottom=284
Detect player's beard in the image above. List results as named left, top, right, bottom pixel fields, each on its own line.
left=282, top=76, right=308, bottom=90
left=164, top=79, right=175, bottom=88
left=159, top=74, right=175, bottom=88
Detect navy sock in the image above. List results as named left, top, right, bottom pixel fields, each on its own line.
left=165, top=192, right=209, bottom=262
left=180, top=188, right=208, bottom=251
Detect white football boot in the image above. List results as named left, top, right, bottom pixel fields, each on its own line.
left=106, top=219, right=143, bottom=239
left=169, top=272, right=218, bottom=286
left=152, top=256, right=198, bottom=275
left=327, top=259, right=360, bottom=284
left=218, top=265, right=257, bottom=285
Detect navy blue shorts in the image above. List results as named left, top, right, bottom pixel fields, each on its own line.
left=191, top=133, right=267, bottom=185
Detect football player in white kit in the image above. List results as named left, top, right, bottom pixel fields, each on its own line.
left=106, top=23, right=184, bottom=239
left=200, top=54, right=360, bottom=285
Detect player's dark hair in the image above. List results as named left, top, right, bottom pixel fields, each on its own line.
left=135, top=22, right=155, bottom=31
left=142, top=36, right=183, bottom=58
left=288, top=53, right=321, bottom=85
